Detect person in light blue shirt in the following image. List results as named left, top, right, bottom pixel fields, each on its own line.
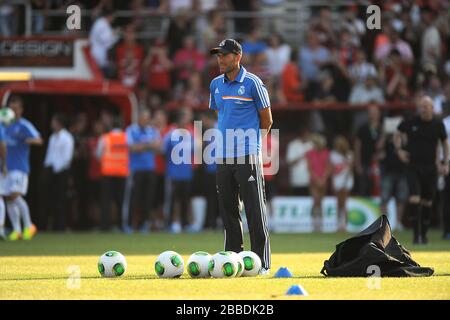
left=299, top=31, right=331, bottom=82
left=4, top=96, right=43, bottom=240
left=123, top=109, right=160, bottom=233
left=164, top=128, right=194, bottom=181
left=209, top=39, right=273, bottom=274
left=163, top=108, right=195, bottom=233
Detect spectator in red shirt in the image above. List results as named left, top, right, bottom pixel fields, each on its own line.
left=335, top=29, right=358, bottom=67
left=182, top=72, right=209, bottom=108
left=306, top=133, right=331, bottom=232
left=143, top=38, right=173, bottom=100
left=116, top=25, right=144, bottom=67
left=380, top=49, right=412, bottom=102
left=116, top=25, right=144, bottom=89
left=281, top=50, right=304, bottom=104
left=118, top=49, right=142, bottom=89
left=173, top=36, right=206, bottom=86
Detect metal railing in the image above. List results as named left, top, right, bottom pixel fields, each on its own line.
left=2, top=0, right=372, bottom=45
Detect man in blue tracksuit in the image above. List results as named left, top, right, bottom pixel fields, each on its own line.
left=209, top=39, right=273, bottom=274
left=124, top=109, right=160, bottom=233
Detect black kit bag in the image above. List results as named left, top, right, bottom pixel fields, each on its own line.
left=321, top=215, right=434, bottom=277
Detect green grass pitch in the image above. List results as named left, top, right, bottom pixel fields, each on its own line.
left=1, top=231, right=449, bottom=300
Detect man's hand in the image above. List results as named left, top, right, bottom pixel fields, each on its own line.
left=397, top=150, right=410, bottom=163
left=444, top=165, right=450, bottom=176
left=150, top=140, right=162, bottom=152
left=2, top=163, right=7, bottom=176
left=438, top=162, right=450, bottom=176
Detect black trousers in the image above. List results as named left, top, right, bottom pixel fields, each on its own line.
left=406, top=164, right=438, bottom=239
left=216, top=155, right=271, bottom=269
left=356, top=165, right=373, bottom=196
left=101, top=176, right=126, bottom=231
left=406, top=164, right=437, bottom=202
left=443, top=173, right=450, bottom=235
left=166, top=179, right=191, bottom=228
left=291, top=186, right=309, bottom=196
left=203, top=171, right=220, bottom=229
left=124, top=170, right=156, bottom=228
left=44, top=168, right=69, bottom=231
left=152, top=174, right=165, bottom=209
left=71, top=159, right=89, bottom=230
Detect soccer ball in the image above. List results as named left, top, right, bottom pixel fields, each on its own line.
left=187, top=251, right=212, bottom=278
left=0, top=108, right=15, bottom=126
left=227, top=251, right=244, bottom=277
left=209, top=251, right=238, bottom=278
left=155, top=251, right=184, bottom=278
left=98, top=250, right=127, bottom=277
left=238, top=251, right=262, bottom=277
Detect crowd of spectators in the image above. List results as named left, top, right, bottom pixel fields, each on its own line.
left=1, top=1, right=449, bottom=116
left=1, top=1, right=450, bottom=233
left=87, top=1, right=450, bottom=135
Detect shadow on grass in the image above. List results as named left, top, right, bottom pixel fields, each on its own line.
left=2, top=273, right=448, bottom=282
left=0, top=231, right=448, bottom=256
left=0, top=275, right=294, bottom=281
left=0, top=275, right=162, bottom=282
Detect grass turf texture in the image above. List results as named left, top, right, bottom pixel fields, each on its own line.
left=0, top=231, right=449, bottom=300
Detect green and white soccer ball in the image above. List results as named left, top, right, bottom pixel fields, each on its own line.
left=0, top=108, right=15, bottom=126
left=155, top=250, right=184, bottom=278
left=209, top=251, right=238, bottom=278
left=98, top=250, right=127, bottom=277
left=238, top=251, right=262, bottom=277
left=227, top=251, right=244, bottom=277
left=187, top=251, right=212, bottom=278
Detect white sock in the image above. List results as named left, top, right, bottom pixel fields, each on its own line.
left=7, top=201, right=21, bottom=233
left=0, top=197, right=5, bottom=228
left=15, top=196, right=32, bottom=229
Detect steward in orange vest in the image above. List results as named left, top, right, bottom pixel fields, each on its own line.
left=99, top=129, right=129, bottom=177
left=97, top=127, right=129, bottom=231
